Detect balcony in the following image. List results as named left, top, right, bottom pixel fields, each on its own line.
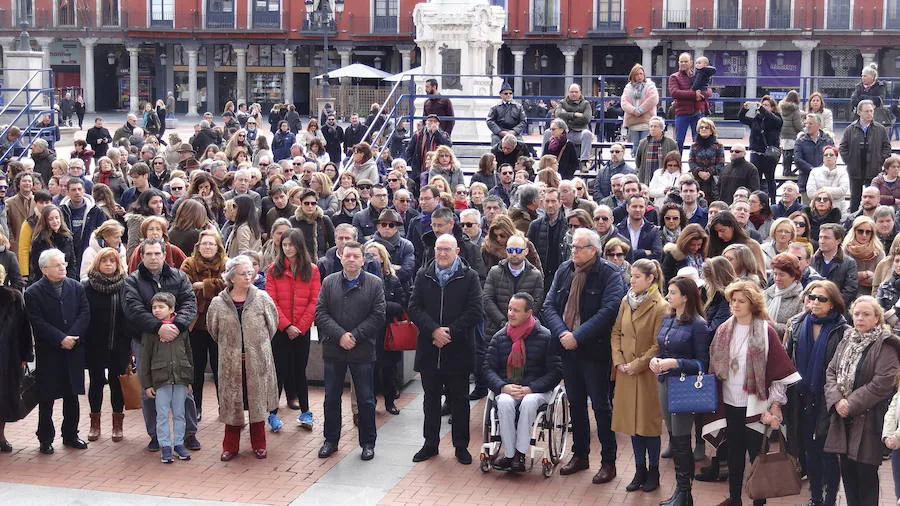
left=717, top=12, right=738, bottom=29
left=768, top=8, right=791, bottom=29
left=206, top=10, right=234, bottom=29
left=253, top=10, right=279, bottom=28
left=373, top=14, right=397, bottom=33
left=888, top=14, right=900, bottom=29
left=100, top=6, right=119, bottom=26
left=826, top=5, right=851, bottom=29
left=653, top=7, right=796, bottom=30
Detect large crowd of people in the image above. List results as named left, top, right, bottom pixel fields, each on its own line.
left=2, top=53, right=900, bottom=506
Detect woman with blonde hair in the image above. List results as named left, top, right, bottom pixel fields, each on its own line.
left=761, top=217, right=797, bottom=274
left=604, top=237, right=632, bottom=285
left=309, top=172, right=337, bottom=216
left=427, top=145, right=463, bottom=189
left=481, top=214, right=542, bottom=271
left=621, top=63, right=660, bottom=148
left=704, top=280, right=800, bottom=506
left=611, top=258, right=668, bottom=492
left=79, top=219, right=127, bottom=282
left=845, top=215, right=885, bottom=297
left=723, top=243, right=764, bottom=287
left=536, top=167, right=561, bottom=189
left=824, top=295, right=900, bottom=506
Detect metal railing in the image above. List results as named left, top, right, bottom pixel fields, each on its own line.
left=252, top=10, right=280, bottom=28
left=826, top=5, right=851, bottom=29
left=206, top=10, right=234, bottom=29
left=373, top=15, right=398, bottom=33
left=0, top=69, right=56, bottom=163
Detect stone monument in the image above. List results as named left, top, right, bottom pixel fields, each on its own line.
left=412, top=0, right=505, bottom=140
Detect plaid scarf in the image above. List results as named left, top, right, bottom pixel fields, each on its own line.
left=506, top=316, right=536, bottom=384
left=645, top=137, right=662, bottom=174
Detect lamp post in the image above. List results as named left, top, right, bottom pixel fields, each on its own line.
left=306, top=0, right=344, bottom=99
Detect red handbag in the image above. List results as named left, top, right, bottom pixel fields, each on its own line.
left=385, top=314, right=418, bottom=351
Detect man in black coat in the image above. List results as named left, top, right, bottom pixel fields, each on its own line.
left=616, top=195, right=663, bottom=262
left=486, top=82, right=527, bottom=146
left=85, top=117, right=112, bottom=159
left=123, top=238, right=200, bottom=452
left=321, top=114, right=344, bottom=165
left=25, top=248, right=91, bottom=454
left=543, top=228, right=626, bottom=483
left=419, top=207, right=486, bottom=281
left=483, top=292, right=561, bottom=472
left=408, top=234, right=483, bottom=465
left=423, top=79, right=455, bottom=135
left=190, top=120, right=220, bottom=157
left=717, top=145, right=760, bottom=205
left=527, top=188, right=566, bottom=290
left=405, top=115, right=452, bottom=179
left=343, top=114, right=367, bottom=156
left=491, top=134, right=533, bottom=171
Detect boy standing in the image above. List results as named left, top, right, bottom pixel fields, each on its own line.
left=141, top=292, right=194, bottom=464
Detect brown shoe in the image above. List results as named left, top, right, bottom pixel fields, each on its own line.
left=111, top=413, right=124, bottom=442
left=88, top=413, right=101, bottom=441
left=559, top=455, right=590, bottom=475
left=591, top=462, right=617, bottom=484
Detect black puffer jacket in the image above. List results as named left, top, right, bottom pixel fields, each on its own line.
left=483, top=322, right=562, bottom=395
left=123, top=263, right=197, bottom=336
left=482, top=260, right=545, bottom=337
left=315, top=271, right=386, bottom=363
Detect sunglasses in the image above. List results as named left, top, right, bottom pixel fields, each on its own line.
left=606, top=252, right=625, bottom=258
left=500, top=91, right=513, bottom=95
left=815, top=196, right=831, bottom=202
left=293, top=163, right=304, bottom=166
left=343, top=198, right=357, bottom=203
left=567, top=223, right=580, bottom=229
left=302, top=201, right=318, bottom=206
left=461, top=222, right=478, bottom=228
left=396, top=198, right=410, bottom=203
left=858, top=229, right=874, bottom=236
left=237, top=135, right=245, bottom=138
left=387, top=178, right=399, bottom=182
left=500, top=171, right=513, bottom=176
left=594, top=216, right=610, bottom=222
left=0, top=185, right=7, bottom=190
left=610, top=150, right=622, bottom=153
left=357, top=185, right=373, bottom=190
left=456, top=190, right=468, bottom=195
left=664, top=216, right=680, bottom=221
left=378, top=222, right=397, bottom=228
left=506, top=247, right=525, bottom=254
left=806, top=294, right=829, bottom=303
left=792, top=221, right=807, bottom=228
left=170, top=186, right=185, bottom=191
left=730, top=150, right=744, bottom=153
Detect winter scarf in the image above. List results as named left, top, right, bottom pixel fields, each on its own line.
left=845, top=237, right=878, bottom=264
left=435, top=256, right=461, bottom=287
left=626, top=285, right=656, bottom=311
left=661, top=226, right=681, bottom=245
left=563, top=254, right=597, bottom=330
left=765, top=281, right=800, bottom=323
left=795, top=311, right=840, bottom=396
left=835, top=325, right=888, bottom=397
left=294, top=206, right=323, bottom=258
left=709, top=317, right=771, bottom=399
left=87, top=270, right=125, bottom=294
left=547, top=132, right=567, bottom=156
left=506, top=315, right=536, bottom=384
left=749, top=211, right=768, bottom=229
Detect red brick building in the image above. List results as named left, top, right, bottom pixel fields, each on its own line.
left=1, top=0, right=896, bottom=116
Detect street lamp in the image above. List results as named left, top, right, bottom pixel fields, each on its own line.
left=306, top=0, right=344, bottom=99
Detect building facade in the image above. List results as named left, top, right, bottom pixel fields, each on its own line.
left=0, top=0, right=897, bottom=118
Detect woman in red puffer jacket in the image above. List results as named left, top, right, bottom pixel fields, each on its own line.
left=265, top=228, right=320, bottom=430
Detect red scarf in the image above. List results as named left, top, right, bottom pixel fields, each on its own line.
left=506, top=316, right=536, bottom=383
left=97, top=170, right=111, bottom=186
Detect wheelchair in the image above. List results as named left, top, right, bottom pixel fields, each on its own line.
left=479, top=383, right=570, bottom=477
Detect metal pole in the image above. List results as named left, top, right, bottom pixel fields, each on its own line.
left=322, top=17, right=330, bottom=99
left=406, top=74, right=414, bottom=127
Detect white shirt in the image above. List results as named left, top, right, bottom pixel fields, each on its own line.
left=627, top=221, right=642, bottom=251
left=724, top=323, right=751, bottom=407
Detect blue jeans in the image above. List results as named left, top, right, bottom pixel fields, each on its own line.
left=892, top=449, right=900, bottom=499
left=632, top=435, right=661, bottom=468
left=563, top=355, right=617, bottom=463
left=133, top=339, right=198, bottom=438
left=675, top=113, right=702, bottom=151
left=155, top=384, right=187, bottom=448
left=323, top=360, right=376, bottom=447
left=628, top=128, right=650, bottom=149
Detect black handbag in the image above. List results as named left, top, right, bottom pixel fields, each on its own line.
left=16, top=365, right=38, bottom=420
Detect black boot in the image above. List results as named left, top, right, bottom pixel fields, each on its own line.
left=625, top=465, right=647, bottom=492
left=660, top=436, right=693, bottom=506
left=643, top=466, right=660, bottom=492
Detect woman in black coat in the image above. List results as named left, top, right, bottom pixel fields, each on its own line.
left=366, top=242, right=409, bottom=415
left=0, top=265, right=33, bottom=451
left=541, top=118, right=580, bottom=180
left=82, top=247, right=131, bottom=443
left=739, top=96, right=783, bottom=203
left=29, top=205, right=77, bottom=283
left=850, top=65, right=887, bottom=122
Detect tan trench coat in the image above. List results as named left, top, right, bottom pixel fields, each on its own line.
left=611, top=289, right=668, bottom=437
left=207, top=285, right=279, bottom=425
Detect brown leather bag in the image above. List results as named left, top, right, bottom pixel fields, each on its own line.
left=119, top=356, right=143, bottom=411
left=744, top=429, right=802, bottom=500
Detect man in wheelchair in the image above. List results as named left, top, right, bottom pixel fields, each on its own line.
left=483, top=292, right=562, bottom=472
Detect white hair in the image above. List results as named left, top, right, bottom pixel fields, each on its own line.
left=572, top=228, right=601, bottom=251
left=38, top=248, right=65, bottom=269
left=550, top=118, right=568, bottom=132
left=460, top=208, right=481, bottom=222
left=234, top=168, right=251, bottom=179
left=222, top=255, right=255, bottom=289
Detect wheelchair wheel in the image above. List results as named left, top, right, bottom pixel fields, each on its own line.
left=542, top=459, right=554, bottom=478
left=480, top=453, right=492, bottom=473
left=547, top=391, right=570, bottom=465
left=481, top=398, right=492, bottom=449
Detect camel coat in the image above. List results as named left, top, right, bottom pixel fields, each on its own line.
left=206, top=286, right=279, bottom=426
left=611, top=289, right=668, bottom=437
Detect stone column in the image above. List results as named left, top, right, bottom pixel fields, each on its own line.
left=283, top=46, right=294, bottom=105
left=861, top=50, right=877, bottom=67
left=740, top=39, right=766, bottom=99
left=127, top=45, right=140, bottom=113
left=634, top=39, right=660, bottom=76
left=561, top=46, right=578, bottom=82
left=34, top=37, right=53, bottom=94
left=184, top=42, right=200, bottom=117
left=81, top=37, right=97, bottom=113
left=399, top=47, right=412, bottom=72
left=338, top=48, right=351, bottom=68
left=233, top=44, right=248, bottom=105
left=205, top=45, right=216, bottom=114
left=793, top=39, right=819, bottom=98
left=511, top=48, right=525, bottom=96
left=686, top=38, right=712, bottom=58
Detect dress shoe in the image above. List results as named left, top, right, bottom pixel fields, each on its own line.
left=39, top=442, right=54, bottom=455
left=385, top=403, right=400, bottom=415
left=361, top=445, right=375, bottom=461
left=492, top=454, right=513, bottom=471
left=220, top=450, right=237, bottom=461
left=412, top=445, right=438, bottom=462
left=63, top=438, right=88, bottom=450
left=510, top=451, right=526, bottom=473
left=592, top=463, right=617, bottom=484
left=318, top=441, right=338, bottom=458
left=455, top=447, right=472, bottom=465
left=0, top=440, right=12, bottom=453
left=468, top=388, right=488, bottom=400
left=559, top=455, right=590, bottom=475
left=625, top=466, right=648, bottom=491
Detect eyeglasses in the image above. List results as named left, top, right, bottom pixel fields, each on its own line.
left=343, top=198, right=357, bottom=203
left=461, top=222, right=478, bottom=228
left=506, top=247, right=525, bottom=254
left=500, top=171, right=513, bottom=176
left=664, top=216, right=680, bottom=221
left=378, top=222, right=397, bottom=228
left=302, top=201, right=318, bottom=206
left=610, top=150, right=623, bottom=153
left=572, top=244, right=594, bottom=251
left=396, top=198, right=410, bottom=203
left=606, top=252, right=625, bottom=258
left=858, top=228, right=874, bottom=236
left=594, top=216, right=610, bottom=222
left=730, top=149, right=744, bottom=153
left=293, top=162, right=304, bottom=166
left=806, top=294, right=829, bottom=303
left=500, top=91, right=513, bottom=96
left=815, top=196, right=831, bottom=202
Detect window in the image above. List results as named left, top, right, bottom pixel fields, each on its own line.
left=101, top=0, right=118, bottom=25
left=373, top=0, right=398, bottom=32
left=207, top=0, right=234, bottom=28
left=149, top=0, right=173, bottom=27
left=664, top=0, right=689, bottom=28
left=717, top=0, right=739, bottom=28
left=768, top=0, right=791, bottom=28
left=826, top=0, right=850, bottom=29
left=595, top=0, right=621, bottom=30
left=253, top=0, right=279, bottom=28
left=532, top=0, right=559, bottom=32
left=58, top=0, right=75, bottom=25
left=16, top=0, right=33, bottom=24
left=887, top=0, right=900, bottom=28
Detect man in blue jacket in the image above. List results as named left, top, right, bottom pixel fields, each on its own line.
left=543, top=228, right=626, bottom=483
left=616, top=195, right=663, bottom=262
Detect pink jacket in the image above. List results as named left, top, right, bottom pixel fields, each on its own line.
left=621, top=80, right=660, bottom=128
